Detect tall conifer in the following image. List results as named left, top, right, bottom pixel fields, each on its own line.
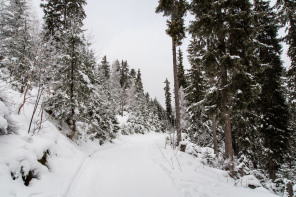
left=177, top=48, right=187, bottom=89
left=189, top=0, right=259, bottom=177
left=164, top=78, right=173, bottom=125
left=255, top=0, right=291, bottom=180
left=156, top=0, right=187, bottom=145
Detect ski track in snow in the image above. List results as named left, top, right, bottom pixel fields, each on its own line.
left=64, top=156, right=90, bottom=197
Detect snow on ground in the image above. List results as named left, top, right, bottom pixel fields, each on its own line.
left=151, top=139, right=277, bottom=197
left=0, top=82, right=278, bottom=197
left=0, top=82, right=86, bottom=197
left=59, top=133, right=278, bottom=197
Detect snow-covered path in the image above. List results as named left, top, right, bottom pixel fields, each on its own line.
left=67, top=134, right=179, bottom=197
left=64, top=133, right=278, bottom=197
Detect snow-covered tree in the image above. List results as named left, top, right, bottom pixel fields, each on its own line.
left=156, top=0, right=187, bottom=145
left=0, top=0, right=33, bottom=92
left=254, top=0, right=291, bottom=180
left=179, top=87, right=190, bottom=133
left=164, top=78, right=173, bottom=125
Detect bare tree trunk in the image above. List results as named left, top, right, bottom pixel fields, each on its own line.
left=69, top=39, right=76, bottom=139
left=221, top=70, right=234, bottom=177
left=219, top=32, right=234, bottom=177
left=212, top=114, right=218, bottom=155
left=28, top=85, right=43, bottom=133
left=18, top=84, right=29, bottom=114
left=286, top=181, right=294, bottom=197
left=267, top=138, right=275, bottom=180
left=210, top=77, right=218, bottom=155
left=18, top=74, right=33, bottom=114
left=172, top=38, right=181, bottom=145
left=225, top=111, right=234, bottom=177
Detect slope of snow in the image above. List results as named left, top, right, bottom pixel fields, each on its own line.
left=0, top=83, right=86, bottom=197
left=0, top=81, right=278, bottom=197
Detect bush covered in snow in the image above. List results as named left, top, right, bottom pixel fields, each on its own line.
left=0, top=86, right=17, bottom=135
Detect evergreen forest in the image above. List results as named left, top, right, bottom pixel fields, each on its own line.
left=0, top=0, right=295, bottom=196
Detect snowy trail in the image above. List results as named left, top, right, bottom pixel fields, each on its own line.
left=64, top=133, right=277, bottom=197
left=67, top=133, right=179, bottom=197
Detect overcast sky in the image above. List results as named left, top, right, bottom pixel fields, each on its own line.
left=31, top=0, right=290, bottom=107
left=83, top=0, right=192, bottom=107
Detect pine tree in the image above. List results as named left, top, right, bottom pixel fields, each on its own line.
left=276, top=1, right=296, bottom=179
left=41, top=0, right=86, bottom=32
left=117, top=60, right=130, bottom=115
left=164, top=78, right=173, bottom=125
left=42, top=0, right=91, bottom=139
left=187, top=38, right=218, bottom=149
left=100, top=55, right=110, bottom=80
left=41, top=0, right=64, bottom=40
left=0, top=0, right=33, bottom=92
left=109, top=60, right=123, bottom=115
left=156, top=0, right=187, bottom=145
left=177, top=48, right=187, bottom=89
left=120, top=60, right=130, bottom=88
left=254, top=0, right=291, bottom=180
left=276, top=0, right=296, bottom=106
left=130, top=68, right=136, bottom=79
left=189, top=0, right=259, bottom=177
left=136, top=69, right=144, bottom=94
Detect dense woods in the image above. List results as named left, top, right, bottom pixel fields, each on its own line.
left=0, top=0, right=295, bottom=196
left=157, top=0, right=295, bottom=194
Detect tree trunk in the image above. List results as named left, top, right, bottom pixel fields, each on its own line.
left=69, top=38, right=76, bottom=139
left=172, top=38, right=181, bottom=145
left=267, top=138, right=275, bottom=180
left=225, top=111, right=234, bottom=177
left=212, top=114, right=218, bottom=155
left=286, top=181, right=294, bottom=197
left=210, top=78, right=218, bottom=155
left=219, top=30, right=234, bottom=177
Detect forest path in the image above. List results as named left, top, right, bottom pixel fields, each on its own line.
left=67, top=133, right=179, bottom=197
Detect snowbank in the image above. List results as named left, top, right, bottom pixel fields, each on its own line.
left=0, top=81, right=86, bottom=197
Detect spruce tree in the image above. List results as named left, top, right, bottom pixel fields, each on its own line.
left=41, top=0, right=64, bottom=40
left=110, top=60, right=122, bottom=114
left=177, top=48, right=187, bottom=89
left=255, top=0, right=291, bottom=180
left=120, top=60, right=130, bottom=88
left=136, top=69, right=144, bottom=94
left=189, top=0, right=259, bottom=177
left=156, top=0, right=187, bottom=145
left=187, top=38, right=218, bottom=149
left=276, top=0, right=296, bottom=106
left=42, top=0, right=91, bottom=139
left=0, top=0, right=33, bottom=92
left=130, top=68, right=136, bottom=79
left=100, top=55, right=110, bottom=80
left=164, top=78, right=173, bottom=125
left=276, top=1, right=296, bottom=178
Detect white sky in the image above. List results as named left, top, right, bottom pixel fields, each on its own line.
left=31, top=0, right=290, bottom=107
left=83, top=0, right=192, bottom=107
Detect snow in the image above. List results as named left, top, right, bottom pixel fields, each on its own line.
left=237, top=175, right=262, bottom=188
left=0, top=100, right=9, bottom=131
left=67, top=134, right=179, bottom=197
left=0, top=81, right=279, bottom=197
left=116, top=112, right=129, bottom=127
